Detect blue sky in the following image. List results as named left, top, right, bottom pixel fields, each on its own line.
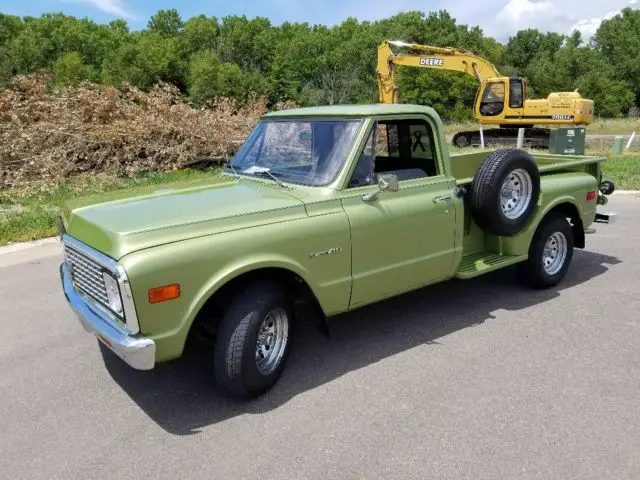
left=0, top=0, right=637, bottom=39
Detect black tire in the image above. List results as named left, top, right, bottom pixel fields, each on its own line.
left=454, top=133, right=469, bottom=148
left=214, top=281, right=294, bottom=399
left=470, top=148, right=540, bottom=236
left=517, top=214, right=574, bottom=289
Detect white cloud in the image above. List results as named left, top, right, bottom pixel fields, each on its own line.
left=295, top=0, right=636, bottom=41
left=76, top=0, right=134, bottom=19
left=496, top=0, right=554, bottom=26
left=571, top=9, right=621, bottom=39
left=457, top=0, right=635, bottom=40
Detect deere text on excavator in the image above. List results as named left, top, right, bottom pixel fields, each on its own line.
left=377, top=40, right=594, bottom=148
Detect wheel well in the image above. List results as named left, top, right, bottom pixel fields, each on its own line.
left=548, top=202, right=585, bottom=248
left=189, top=268, right=326, bottom=344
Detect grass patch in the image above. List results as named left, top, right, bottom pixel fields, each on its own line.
left=0, top=168, right=221, bottom=246
left=585, top=118, right=640, bottom=135
left=601, top=154, right=640, bottom=190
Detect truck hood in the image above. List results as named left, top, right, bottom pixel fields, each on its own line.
left=63, top=177, right=307, bottom=260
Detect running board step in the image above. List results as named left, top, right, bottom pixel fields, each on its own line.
left=456, top=251, right=528, bottom=279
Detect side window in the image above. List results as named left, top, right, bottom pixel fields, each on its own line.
left=408, top=123, right=434, bottom=160
left=348, top=119, right=439, bottom=187
left=480, top=82, right=505, bottom=116
left=509, top=79, right=524, bottom=108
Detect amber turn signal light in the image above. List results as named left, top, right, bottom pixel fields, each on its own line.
left=149, top=284, right=181, bottom=304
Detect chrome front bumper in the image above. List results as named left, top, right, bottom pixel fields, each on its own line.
left=60, top=263, right=155, bottom=370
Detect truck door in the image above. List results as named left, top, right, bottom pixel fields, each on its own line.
left=341, top=117, right=458, bottom=308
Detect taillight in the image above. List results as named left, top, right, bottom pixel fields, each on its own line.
left=586, top=191, right=596, bottom=201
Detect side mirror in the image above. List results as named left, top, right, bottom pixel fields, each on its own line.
left=599, top=180, right=615, bottom=195
left=362, top=174, right=399, bottom=202
left=378, top=174, right=399, bottom=192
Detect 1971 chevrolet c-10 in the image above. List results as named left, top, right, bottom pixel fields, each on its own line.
left=59, top=104, right=616, bottom=398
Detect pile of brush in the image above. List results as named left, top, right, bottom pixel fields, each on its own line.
left=0, top=75, right=279, bottom=192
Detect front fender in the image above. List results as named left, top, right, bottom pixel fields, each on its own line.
left=186, top=254, right=317, bottom=323
left=120, top=212, right=352, bottom=362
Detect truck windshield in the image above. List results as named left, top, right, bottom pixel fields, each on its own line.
left=228, top=119, right=362, bottom=186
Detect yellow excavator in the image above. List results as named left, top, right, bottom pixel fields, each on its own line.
left=377, top=40, right=594, bottom=148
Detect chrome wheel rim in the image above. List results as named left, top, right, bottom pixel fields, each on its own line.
left=255, top=307, right=289, bottom=375
left=542, top=232, right=568, bottom=275
left=500, top=168, right=533, bottom=219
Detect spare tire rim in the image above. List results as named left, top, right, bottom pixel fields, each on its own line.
left=542, top=232, right=568, bottom=275
left=255, top=307, right=289, bottom=375
left=500, top=168, right=533, bottom=220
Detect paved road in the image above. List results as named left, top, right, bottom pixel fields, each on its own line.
left=1, top=196, right=639, bottom=480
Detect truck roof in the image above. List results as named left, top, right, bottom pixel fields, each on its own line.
left=263, top=103, right=439, bottom=118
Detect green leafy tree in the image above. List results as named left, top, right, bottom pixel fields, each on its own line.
left=0, top=9, right=636, bottom=117
left=102, top=33, right=185, bottom=90
left=147, top=9, right=184, bottom=38
left=5, top=29, right=49, bottom=73
left=0, top=14, right=23, bottom=47
left=504, top=29, right=564, bottom=75
left=52, top=52, right=92, bottom=86
left=594, top=8, right=640, bottom=100
left=216, top=16, right=278, bottom=72
left=187, top=49, right=222, bottom=103
left=576, top=72, right=635, bottom=117
left=267, top=53, right=298, bottom=105
left=181, top=15, right=218, bottom=55
left=187, top=50, right=248, bottom=103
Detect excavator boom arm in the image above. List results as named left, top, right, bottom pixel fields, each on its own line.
left=377, top=40, right=500, bottom=104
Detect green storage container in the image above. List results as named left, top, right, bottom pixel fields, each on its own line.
left=549, top=127, right=586, bottom=155
left=612, top=135, right=624, bottom=155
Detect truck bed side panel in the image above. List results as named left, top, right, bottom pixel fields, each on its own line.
left=461, top=171, right=598, bottom=259
left=450, top=151, right=603, bottom=186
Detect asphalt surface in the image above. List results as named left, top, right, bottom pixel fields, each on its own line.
left=1, top=195, right=639, bottom=480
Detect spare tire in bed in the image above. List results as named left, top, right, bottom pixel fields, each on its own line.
left=470, top=148, right=540, bottom=236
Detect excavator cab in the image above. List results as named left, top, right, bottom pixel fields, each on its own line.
left=476, top=78, right=527, bottom=121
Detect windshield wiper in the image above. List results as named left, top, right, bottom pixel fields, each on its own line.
left=241, top=166, right=287, bottom=188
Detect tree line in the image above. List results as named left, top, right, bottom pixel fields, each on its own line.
left=0, top=8, right=639, bottom=120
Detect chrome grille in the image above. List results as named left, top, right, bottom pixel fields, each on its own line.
left=64, top=244, right=114, bottom=315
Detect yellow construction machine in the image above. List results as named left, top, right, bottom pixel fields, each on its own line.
left=377, top=40, right=594, bottom=148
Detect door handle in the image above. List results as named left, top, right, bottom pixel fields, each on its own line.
left=433, top=195, right=452, bottom=203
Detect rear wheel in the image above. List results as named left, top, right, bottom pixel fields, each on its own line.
left=518, top=214, right=574, bottom=288
left=214, top=281, right=293, bottom=398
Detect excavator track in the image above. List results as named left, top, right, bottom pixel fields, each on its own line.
left=452, top=128, right=551, bottom=149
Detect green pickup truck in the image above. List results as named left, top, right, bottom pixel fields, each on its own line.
left=59, top=104, right=616, bottom=398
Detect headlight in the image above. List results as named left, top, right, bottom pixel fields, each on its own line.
left=103, top=271, right=123, bottom=315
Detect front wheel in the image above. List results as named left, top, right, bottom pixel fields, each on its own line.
left=518, top=214, right=574, bottom=289
left=214, top=281, right=293, bottom=398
